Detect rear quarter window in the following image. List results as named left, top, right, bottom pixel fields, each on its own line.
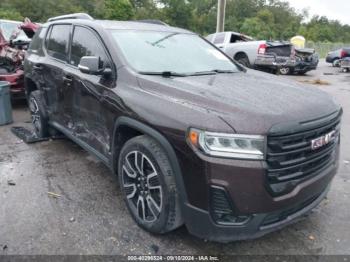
left=28, top=27, right=45, bottom=51
left=213, top=33, right=226, bottom=44
left=46, top=24, right=70, bottom=61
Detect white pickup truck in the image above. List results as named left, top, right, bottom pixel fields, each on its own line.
left=206, top=31, right=319, bottom=75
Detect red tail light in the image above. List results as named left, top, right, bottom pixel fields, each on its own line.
left=258, top=43, right=267, bottom=54
left=341, top=50, right=347, bottom=58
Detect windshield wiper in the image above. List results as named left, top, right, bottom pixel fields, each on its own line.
left=139, top=69, right=236, bottom=78
left=150, top=33, right=179, bottom=46
left=212, top=69, right=236, bottom=73
left=189, top=69, right=236, bottom=76
left=139, top=71, right=188, bottom=77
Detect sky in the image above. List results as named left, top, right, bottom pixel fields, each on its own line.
left=285, top=0, right=350, bottom=25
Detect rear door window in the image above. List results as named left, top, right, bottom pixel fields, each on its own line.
left=46, top=24, right=70, bottom=61
left=70, top=26, right=108, bottom=67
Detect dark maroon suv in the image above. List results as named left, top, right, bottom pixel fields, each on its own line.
left=24, top=13, right=342, bottom=242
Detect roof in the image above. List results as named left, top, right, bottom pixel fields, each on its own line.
left=97, top=20, right=191, bottom=33
left=44, top=19, right=192, bottom=34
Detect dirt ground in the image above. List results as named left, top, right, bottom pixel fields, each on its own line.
left=0, top=60, right=349, bottom=256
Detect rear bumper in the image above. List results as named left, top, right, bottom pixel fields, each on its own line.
left=340, top=58, right=350, bottom=68
left=254, top=55, right=318, bottom=72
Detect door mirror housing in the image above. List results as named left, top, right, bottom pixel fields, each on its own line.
left=78, top=56, right=104, bottom=75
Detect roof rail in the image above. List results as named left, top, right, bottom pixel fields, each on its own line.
left=47, top=13, right=93, bottom=22
left=135, top=20, right=169, bottom=26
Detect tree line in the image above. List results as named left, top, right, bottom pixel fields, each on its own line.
left=1, top=0, right=349, bottom=43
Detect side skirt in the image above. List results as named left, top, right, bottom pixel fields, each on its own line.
left=49, top=121, right=111, bottom=169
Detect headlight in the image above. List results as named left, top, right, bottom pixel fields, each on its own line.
left=188, top=129, right=265, bottom=160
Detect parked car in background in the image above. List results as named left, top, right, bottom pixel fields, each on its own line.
left=25, top=13, right=341, bottom=242
left=326, top=48, right=350, bottom=67
left=0, top=19, right=38, bottom=99
left=207, top=31, right=319, bottom=75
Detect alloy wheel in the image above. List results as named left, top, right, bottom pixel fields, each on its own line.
left=29, top=97, right=42, bottom=135
left=121, top=151, right=163, bottom=223
left=279, top=67, right=290, bottom=75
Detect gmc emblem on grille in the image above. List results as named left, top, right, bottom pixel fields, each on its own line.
left=311, top=130, right=337, bottom=150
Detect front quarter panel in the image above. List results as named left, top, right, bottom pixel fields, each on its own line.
left=106, top=67, right=235, bottom=209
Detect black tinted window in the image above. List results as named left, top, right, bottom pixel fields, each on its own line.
left=47, top=25, right=70, bottom=61
left=70, top=26, right=108, bottom=67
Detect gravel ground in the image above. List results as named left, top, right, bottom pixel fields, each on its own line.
left=0, top=61, right=349, bottom=256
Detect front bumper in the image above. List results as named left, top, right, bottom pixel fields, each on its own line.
left=254, top=54, right=318, bottom=72
left=181, top=129, right=339, bottom=242
left=182, top=158, right=337, bottom=242
left=184, top=182, right=331, bottom=242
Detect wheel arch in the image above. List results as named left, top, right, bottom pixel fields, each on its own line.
left=24, top=77, right=39, bottom=99
left=234, top=51, right=248, bottom=61
left=111, top=117, right=188, bottom=205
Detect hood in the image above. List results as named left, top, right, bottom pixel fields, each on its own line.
left=136, top=70, right=340, bottom=134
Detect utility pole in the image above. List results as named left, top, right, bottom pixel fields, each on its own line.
left=216, top=0, right=226, bottom=32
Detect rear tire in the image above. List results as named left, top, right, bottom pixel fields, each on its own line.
left=235, top=54, right=251, bottom=68
left=28, top=91, right=49, bottom=138
left=118, top=135, right=183, bottom=234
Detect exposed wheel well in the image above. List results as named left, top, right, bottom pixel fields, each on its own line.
left=111, top=117, right=188, bottom=210
left=25, top=77, right=38, bottom=97
left=234, top=52, right=248, bottom=60
left=113, top=124, right=143, bottom=172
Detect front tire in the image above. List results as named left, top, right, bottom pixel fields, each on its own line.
left=278, top=67, right=291, bottom=75
left=28, top=91, right=49, bottom=138
left=118, top=135, right=183, bottom=234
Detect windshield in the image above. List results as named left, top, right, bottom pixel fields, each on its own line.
left=110, top=30, right=240, bottom=75
left=0, top=21, right=30, bottom=41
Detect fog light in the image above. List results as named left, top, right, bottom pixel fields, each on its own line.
left=210, top=186, right=250, bottom=226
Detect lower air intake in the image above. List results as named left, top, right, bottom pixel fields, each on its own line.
left=210, top=186, right=250, bottom=226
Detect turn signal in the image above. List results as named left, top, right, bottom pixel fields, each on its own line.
left=189, top=130, right=199, bottom=146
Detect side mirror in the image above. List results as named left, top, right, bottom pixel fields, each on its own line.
left=78, top=56, right=104, bottom=75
